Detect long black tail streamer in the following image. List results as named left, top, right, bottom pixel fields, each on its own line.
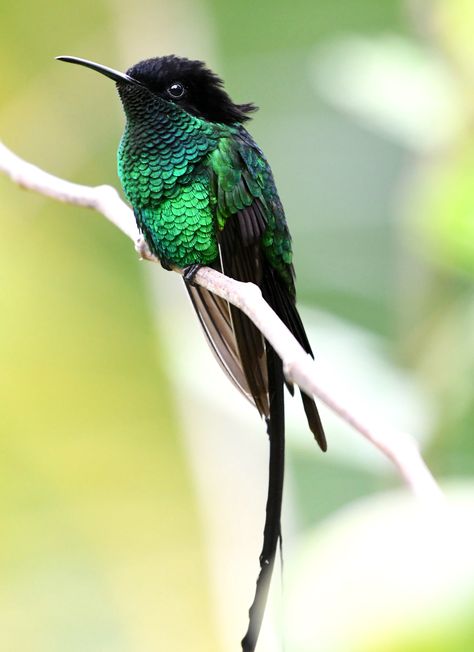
left=241, top=344, right=285, bottom=652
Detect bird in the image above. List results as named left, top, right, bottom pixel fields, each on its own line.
left=57, top=54, right=327, bottom=651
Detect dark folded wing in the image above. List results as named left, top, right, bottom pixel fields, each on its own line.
left=186, top=283, right=253, bottom=399
left=184, top=197, right=270, bottom=417
left=185, top=129, right=326, bottom=448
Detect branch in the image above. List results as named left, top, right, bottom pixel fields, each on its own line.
left=0, top=140, right=444, bottom=502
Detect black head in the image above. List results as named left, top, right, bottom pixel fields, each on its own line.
left=125, top=55, right=257, bottom=125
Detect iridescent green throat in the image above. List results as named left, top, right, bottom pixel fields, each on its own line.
left=117, top=89, right=228, bottom=267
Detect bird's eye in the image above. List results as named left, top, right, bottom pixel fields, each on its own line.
left=167, top=82, right=185, bottom=99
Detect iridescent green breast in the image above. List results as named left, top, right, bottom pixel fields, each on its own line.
left=118, top=106, right=223, bottom=267
left=131, top=174, right=218, bottom=267
left=117, top=100, right=295, bottom=283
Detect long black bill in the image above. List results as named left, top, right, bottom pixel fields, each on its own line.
left=56, top=56, right=141, bottom=86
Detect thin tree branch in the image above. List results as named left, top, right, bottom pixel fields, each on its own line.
left=0, top=140, right=444, bottom=502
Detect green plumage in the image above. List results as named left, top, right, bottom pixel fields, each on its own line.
left=117, top=97, right=220, bottom=267
left=117, top=90, right=294, bottom=285
left=110, top=56, right=326, bottom=444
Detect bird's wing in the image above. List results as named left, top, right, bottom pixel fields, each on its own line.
left=186, top=282, right=262, bottom=404
left=185, top=192, right=270, bottom=415
left=187, top=129, right=326, bottom=448
left=186, top=131, right=273, bottom=417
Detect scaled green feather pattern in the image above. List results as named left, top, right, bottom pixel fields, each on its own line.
left=209, top=130, right=295, bottom=290
left=117, top=89, right=294, bottom=281
left=118, top=94, right=222, bottom=267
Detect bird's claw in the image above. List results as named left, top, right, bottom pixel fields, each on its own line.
left=183, top=264, right=202, bottom=285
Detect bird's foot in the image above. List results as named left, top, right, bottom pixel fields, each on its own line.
left=183, top=263, right=202, bottom=285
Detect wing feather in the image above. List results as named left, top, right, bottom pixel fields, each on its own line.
left=183, top=129, right=326, bottom=448
left=186, top=283, right=255, bottom=403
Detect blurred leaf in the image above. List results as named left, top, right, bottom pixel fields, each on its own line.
left=210, top=0, right=408, bottom=56
left=426, top=0, right=474, bottom=85
left=312, top=35, right=465, bottom=150
left=286, top=486, right=474, bottom=652
left=409, top=142, right=474, bottom=277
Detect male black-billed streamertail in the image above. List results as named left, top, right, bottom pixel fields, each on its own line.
left=57, top=54, right=327, bottom=652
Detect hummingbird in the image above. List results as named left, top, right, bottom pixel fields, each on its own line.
left=57, top=54, right=326, bottom=651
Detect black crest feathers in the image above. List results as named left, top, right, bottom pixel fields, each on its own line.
left=126, top=55, right=257, bottom=125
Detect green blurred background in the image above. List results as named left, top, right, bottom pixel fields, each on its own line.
left=1, top=1, right=474, bottom=650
